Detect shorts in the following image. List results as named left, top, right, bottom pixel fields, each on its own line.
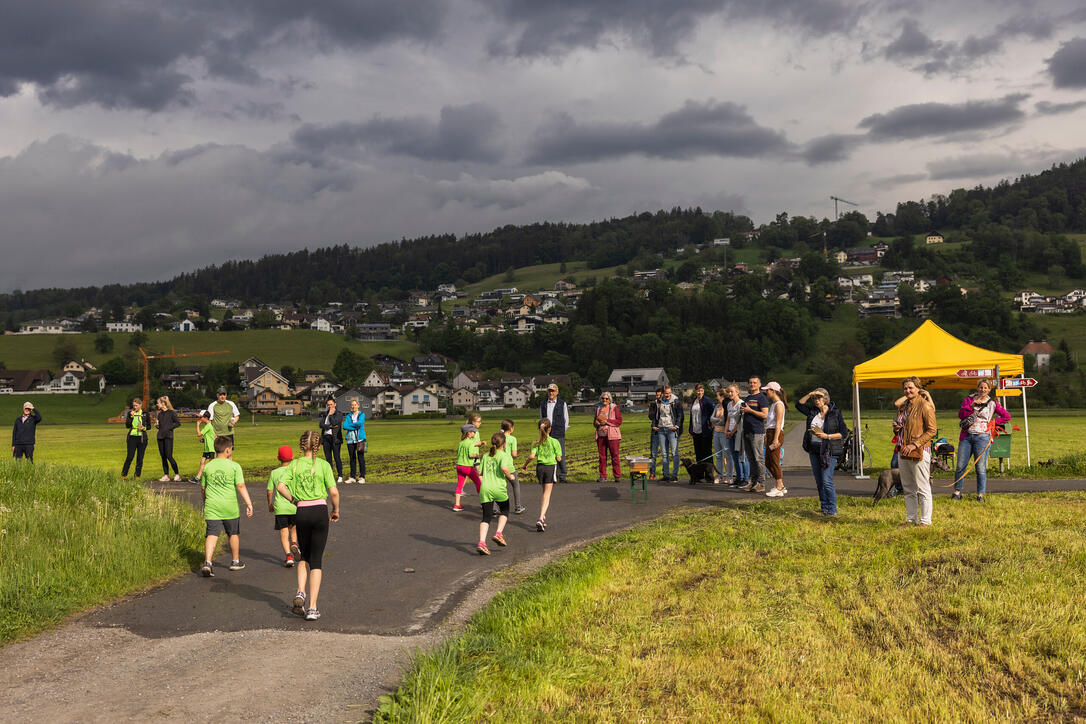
left=274, top=514, right=296, bottom=530
left=202, top=451, right=215, bottom=460
left=536, top=464, right=557, bottom=485
left=481, top=499, right=510, bottom=522
left=206, top=517, right=240, bottom=537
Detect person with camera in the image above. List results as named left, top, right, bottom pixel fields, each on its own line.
left=893, top=377, right=937, bottom=526
left=796, top=387, right=848, bottom=516
left=12, top=401, right=42, bottom=461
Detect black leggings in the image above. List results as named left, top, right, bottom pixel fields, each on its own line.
left=158, top=437, right=179, bottom=475
left=322, top=439, right=343, bottom=478
left=347, top=442, right=366, bottom=478
left=122, top=436, right=147, bottom=477
left=295, top=504, right=330, bottom=569
left=482, top=499, right=510, bottom=523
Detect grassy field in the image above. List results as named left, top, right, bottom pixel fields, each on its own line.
left=0, top=460, right=205, bottom=644
left=0, top=329, right=419, bottom=371
left=375, top=493, right=1086, bottom=722
left=463, top=262, right=622, bottom=297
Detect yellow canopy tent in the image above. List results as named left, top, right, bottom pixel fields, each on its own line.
left=849, top=320, right=1031, bottom=477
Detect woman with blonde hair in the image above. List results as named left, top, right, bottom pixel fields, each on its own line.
left=276, top=429, right=340, bottom=620
left=521, top=418, right=563, bottom=532
left=154, top=396, right=182, bottom=482
left=894, top=377, right=937, bottom=526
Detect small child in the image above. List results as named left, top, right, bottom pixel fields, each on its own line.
left=500, top=419, right=525, bottom=514
left=521, top=418, right=563, bottom=532
left=200, top=436, right=253, bottom=577
left=467, top=412, right=485, bottom=460
left=476, top=431, right=515, bottom=555
left=267, top=445, right=299, bottom=568
left=193, top=410, right=215, bottom=484
left=454, top=423, right=482, bottom=511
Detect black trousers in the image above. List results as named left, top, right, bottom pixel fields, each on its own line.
left=158, top=437, right=179, bottom=475
left=346, top=442, right=366, bottom=478
left=692, top=433, right=713, bottom=467
left=12, top=444, right=34, bottom=461
left=322, top=438, right=343, bottom=478
left=122, top=436, right=147, bottom=477
left=295, top=504, right=330, bottom=569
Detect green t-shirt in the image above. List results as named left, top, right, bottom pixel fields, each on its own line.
left=267, top=466, right=296, bottom=516
left=505, top=432, right=518, bottom=457
left=456, top=437, right=478, bottom=466
left=202, top=457, right=244, bottom=521
left=531, top=436, right=563, bottom=466
left=479, top=450, right=513, bottom=503
left=200, top=423, right=216, bottom=453
left=284, top=457, right=336, bottom=502
left=209, top=400, right=235, bottom=436
left=128, top=410, right=145, bottom=437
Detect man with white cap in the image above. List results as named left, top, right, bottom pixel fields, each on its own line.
left=12, top=401, right=42, bottom=461
left=539, top=383, right=570, bottom=482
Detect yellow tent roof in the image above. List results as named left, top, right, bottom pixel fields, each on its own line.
left=852, top=319, right=1024, bottom=390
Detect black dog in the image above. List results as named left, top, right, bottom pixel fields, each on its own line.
left=681, top=457, right=715, bottom=485
left=873, top=457, right=949, bottom=504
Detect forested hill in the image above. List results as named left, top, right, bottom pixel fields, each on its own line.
left=3, top=156, right=1085, bottom=316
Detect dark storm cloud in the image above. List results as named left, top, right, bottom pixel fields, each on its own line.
left=526, top=100, right=789, bottom=164
left=292, top=103, right=504, bottom=163
left=1047, top=37, right=1086, bottom=89
left=857, top=94, right=1028, bottom=140
left=1035, top=99, right=1086, bottom=115
left=0, top=0, right=444, bottom=110
left=799, top=133, right=867, bottom=165
left=483, top=0, right=860, bottom=57
left=925, top=153, right=1026, bottom=181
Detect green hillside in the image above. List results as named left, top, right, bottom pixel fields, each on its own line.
left=464, top=261, right=622, bottom=296
left=0, top=329, right=419, bottom=372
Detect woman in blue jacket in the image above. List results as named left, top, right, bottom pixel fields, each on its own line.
left=341, top=397, right=367, bottom=484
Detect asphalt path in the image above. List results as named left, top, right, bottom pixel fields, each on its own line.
left=84, top=470, right=1086, bottom=639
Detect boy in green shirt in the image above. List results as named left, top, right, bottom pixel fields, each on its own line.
left=500, top=419, right=525, bottom=515
left=192, top=410, right=216, bottom=484
left=267, top=445, right=299, bottom=568
left=200, top=436, right=253, bottom=577
left=476, top=431, right=515, bottom=555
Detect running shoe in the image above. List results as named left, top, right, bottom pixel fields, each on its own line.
left=292, top=591, right=307, bottom=616
left=200, top=561, right=213, bottom=577
left=514, top=506, right=526, bottom=515
left=976, top=494, right=985, bottom=502
left=766, top=488, right=781, bottom=497
left=492, top=531, right=507, bottom=546
left=477, top=542, right=491, bottom=555
left=345, top=477, right=355, bottom=484
left=284, top=554, right=295, bottom=568
left=304, top=608, right=321, bottom=621
left=289, top=541, right=302, bottom=560
left=952, top=490, right=962, bottom=500
left=229, top=560, right=245, bottom=571
left=536, top=518, right=546, bottom=532
left=158, top=475, right=170, bottom=482
left=358, top=477, right=366, bottom=484
left=336, top=476, right=344, bottom=484
left=452, top=504, right=464, bottom=512
left=173, top=474, right=182, bottom=482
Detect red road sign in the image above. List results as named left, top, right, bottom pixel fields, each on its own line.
left=956, top=368, right=995, bottom=378
left=1000, top=378, right=1038, bottom=389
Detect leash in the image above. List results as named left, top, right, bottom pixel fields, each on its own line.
left=932, top=419, right=998, bottom=488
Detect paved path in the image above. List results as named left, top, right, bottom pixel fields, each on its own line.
left=5, top=474, right=1086, bottom=722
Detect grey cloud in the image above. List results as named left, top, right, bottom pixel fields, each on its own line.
left=926, top=153, right=1026, bottom=181
left=1035, top=99, right=1086, bottom=115
left=800, top=133, right=867, bottom=165
left=527, top=100, right=789, bottom=164
left=884, top=19, right=936, bottom=59
left=292, top=103, right=504, bottom=163
left=0, top=1, right=444, bottom=111
left=484, top=0, right=860, bottom=57
left=1047, top=37, right=1086, bottom=89
left=870, top=173, right=927, bottom=190
left=432, top=170, right=594, bottom=209
left=857, top=94, right=1028, bottom=140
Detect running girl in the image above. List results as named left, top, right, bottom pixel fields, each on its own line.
left=500, top=419, right=525, bottom=514
left=521, top=418, right=563, bottom=532
left=476, top=431, right=515, bottom=555
left=454, top=423, right=482, bottom=511
left=275, top=430, right=340, bottom=621
left=193, top=410, right=215, bottom=484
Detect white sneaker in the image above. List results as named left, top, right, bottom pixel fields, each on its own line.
left=336, top=476, right=343, bottom=484
left=172, top=474, right=182, bottom=482
left=779, top=488, right=788, bottom=496
left=358, top=477, right=366, bottom=484
left=766, top=488, right=782, bottom=497
left=158, top=475, right=170, bottom=482
left=345, top=477, right=355, bottom=484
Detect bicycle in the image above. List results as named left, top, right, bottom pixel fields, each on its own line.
left=837, top=424, right=871, bottom=472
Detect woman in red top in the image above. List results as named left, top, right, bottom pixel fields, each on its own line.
left=594, top=392, right=623, bottom=482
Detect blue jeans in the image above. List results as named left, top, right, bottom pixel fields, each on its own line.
left=712, top=431, right=728, bottom=477
left=724, top=434, right=748, bottom=481
left=656, top=428, right=679, bottom=478
left=954, top=433, right=991, bottom=494
left=650, top=428, right=660, bottom=476
left=809, top=452, right=838, bottom=515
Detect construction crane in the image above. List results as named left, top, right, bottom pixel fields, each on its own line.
left=830, top=195, right=858, bottom=220
left=137, top=346, right=229, bottom=414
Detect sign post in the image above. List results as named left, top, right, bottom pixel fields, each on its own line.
left=1022, top=387, right=1031, bottom=467
left=1000, top=377, right=1038, bottom=468
left=956, top=368, right=995, bottom=379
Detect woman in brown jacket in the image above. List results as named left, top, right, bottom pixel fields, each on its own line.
left=894, top=376, right=938, bottom=526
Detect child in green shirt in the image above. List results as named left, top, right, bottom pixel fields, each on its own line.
left=522, top=418, right=563, bottom=532
left=500, top=419, right=525, bottom=515
left=454, top=424, right=482, bottom=512
left=200, top=436, right=253, bottom=577
left=476, top=431, right=515, bottom=555
left=267, top=445, right=299, bottom=568
left=193, top=410, right=216, bottom=484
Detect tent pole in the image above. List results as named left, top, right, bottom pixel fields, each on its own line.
left=853, top=380, right=869, bottom=479
left=1022, top=387, right=1031, bottom=468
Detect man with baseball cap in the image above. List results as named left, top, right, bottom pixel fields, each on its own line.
left=207, top=387, right=240, bottom=448
left=12, top=401, right=42, bottom=461
left=539, top=383, right=570, bottom=482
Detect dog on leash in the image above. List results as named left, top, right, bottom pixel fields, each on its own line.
left=873, top=457, right=949, bottom=504
left=681, top=457, right=716, bottom=485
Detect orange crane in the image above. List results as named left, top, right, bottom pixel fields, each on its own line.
left=137, top=346, right=230, bottom=412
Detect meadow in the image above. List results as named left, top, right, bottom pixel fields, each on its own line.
left=375, top=493, right=1086, bottom=722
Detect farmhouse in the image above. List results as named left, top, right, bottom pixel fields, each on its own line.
left=606, top=368, right=669, bottom=402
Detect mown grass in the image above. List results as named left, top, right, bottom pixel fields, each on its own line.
left=0, top=460, right=206, bottom=643
left=375, top=493, right=1086, bottom=722
left=463, top=261, right=623, bottom=297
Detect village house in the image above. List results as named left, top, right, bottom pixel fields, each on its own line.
left=423, top=380, right=452, bottom=398
left=106, top=321, right=143, bottom=333
left=451, top=387, right=478, bottom=408
left=373, top=386, right=403, bottom=416
left=605, top=368, right=669, bottom=402
left=412, top=354, right=448, bottom=379
left=451, top=370, right=483, bottom=391
left=925, top=231, right=945, bottom=244
left=401, top=386, right=440, bottom=415
left=0, top=370, right=52, bottom=394
left=303, top=370, right=328, bottom=383
left=1020, top=340, right=1056, bottom=371
left=332, top=388, right=375, bottom=417
left=503, top=386, right=530, bottom=408
left=529, top=374, right=571, bottom=394
left=364, top=369, right=391, bottom=388
left=173, top=319, right=197, bottom=332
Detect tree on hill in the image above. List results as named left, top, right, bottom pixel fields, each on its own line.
left=94, top=333, right=114, bottom=354
left=332, top=348, right=373, bottom=388
left=52, top=339, right=78, bottom=369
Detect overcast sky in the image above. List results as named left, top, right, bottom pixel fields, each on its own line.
left=2, top=0, right=1085, bottom=292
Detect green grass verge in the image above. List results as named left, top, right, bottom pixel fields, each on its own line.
left=0, top=460, right=205, bottom=644
left=375, top=493, right=1086, bottom=722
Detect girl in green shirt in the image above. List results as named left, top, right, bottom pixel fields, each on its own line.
left=454, top=424, right=481, bottom=512
left=521, top=418, right=563, bottom=532
left=476, top=431, right=515, bottom=555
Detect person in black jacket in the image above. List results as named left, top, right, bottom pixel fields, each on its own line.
left=12, top=401, right=42, bottom=461
left=647, top=388, right=662, bottom=479
left=154, top=396, right=182, bottom=482
left=795, top=388, right=848, bottom=517
left=651, top=385, right=684, bottom=482
left=688, top=384, right=715, bottom=482
left=319, top=397, right=345, bottom=483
